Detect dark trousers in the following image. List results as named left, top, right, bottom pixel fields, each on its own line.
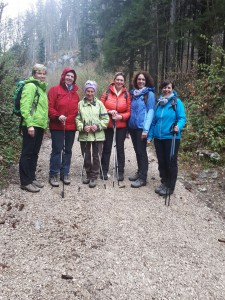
left=101, top=127, right=127, bottom=175
left=129, top=128, right=148, bottom=181
left=49, top=130, right=75, bottom=177
left=80, top=141, right=103, bottom=180
left=154, top=138, right=180, bottom=191
left=19, top=126, right=44, bottom=185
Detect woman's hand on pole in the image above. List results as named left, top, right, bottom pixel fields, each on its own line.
left=59, top=115, right=67, bottom=124
left=84, top=125, right=91, bottom=133
left=112, top=114, right=122, bottom=120
left=90, top=124, right=98, bottom=132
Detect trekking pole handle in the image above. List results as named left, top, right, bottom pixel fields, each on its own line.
left=170, top=122, right=178, bottom=135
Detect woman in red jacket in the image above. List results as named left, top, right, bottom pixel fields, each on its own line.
left=48, top=68, right=79, bottom=187
left=101, top=72, right=131, bottom=181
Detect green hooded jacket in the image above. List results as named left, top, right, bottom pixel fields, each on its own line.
left=76, top=97, right=109, bottom=141
left=20, top=76, right=48, bottom=129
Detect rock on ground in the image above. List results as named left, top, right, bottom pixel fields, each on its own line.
left=0, top=136, right=225, bottom=300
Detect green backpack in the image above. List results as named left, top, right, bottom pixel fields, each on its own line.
left=12, top=80, right=40, bottom=134
left=12, top=80, right=40, bottom=117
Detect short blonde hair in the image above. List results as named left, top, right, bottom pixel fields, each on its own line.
left=32, top=63, right=47, bottom=75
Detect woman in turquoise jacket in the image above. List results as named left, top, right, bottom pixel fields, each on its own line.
left=147, top=80, right=186, bottom=196
left=19, top=64, right=48, bottom=193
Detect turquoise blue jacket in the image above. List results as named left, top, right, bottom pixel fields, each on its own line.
left=148, top=91, right=186, bottom=140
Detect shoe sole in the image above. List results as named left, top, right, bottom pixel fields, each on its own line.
left=131, top=183, right=146, bottom=188
left=159, top=192, right=173, bottom=197
left=21, top=186, right=40, bottom=193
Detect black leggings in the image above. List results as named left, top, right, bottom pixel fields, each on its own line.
left=154, top=138, right=180, bottom=190
left=101, top=127, right=127, bottom=175
left=129, top=128, right=148, bottom=181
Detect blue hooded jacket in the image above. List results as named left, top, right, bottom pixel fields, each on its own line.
left=128, top=87, right=155, bottom=132
left=148, top=91, right=186, bottom=140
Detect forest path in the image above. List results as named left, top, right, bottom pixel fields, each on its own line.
left=1, top=136, right=225, bottom=300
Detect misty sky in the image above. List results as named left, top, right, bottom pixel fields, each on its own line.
left=3, top=0, right=37, bottom=18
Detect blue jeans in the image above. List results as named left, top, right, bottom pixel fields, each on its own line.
left=49, top=130, right=75, bottom=177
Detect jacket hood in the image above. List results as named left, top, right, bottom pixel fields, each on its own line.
left=60, top=68, right=77, bottom=87
left=27, top=76, right=48, bottom=91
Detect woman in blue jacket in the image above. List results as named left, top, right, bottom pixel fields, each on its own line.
left=128, top=71, right=155, bottom=188
left=147, top=80, right=186, bottom=196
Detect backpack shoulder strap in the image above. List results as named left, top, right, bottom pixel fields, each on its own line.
left=30, top=84, right=40, bottom=115
left=171, top=97, right=177, bottom=112
left=105, top=89, right=110, bottom=100
left=143, top=92, right=149, bottom=105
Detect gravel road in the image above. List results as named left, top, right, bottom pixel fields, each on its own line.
left=1, top=136, right=225, bottom=300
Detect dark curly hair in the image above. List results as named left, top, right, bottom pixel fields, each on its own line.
left=132, top=71, right=154, bottom=89
left=160, top=80, right=175, bottom=89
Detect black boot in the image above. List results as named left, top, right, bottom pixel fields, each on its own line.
left=118, top=173, right=124, bottom=181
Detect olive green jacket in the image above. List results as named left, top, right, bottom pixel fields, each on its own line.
left=20, top=77, right=48, bottom=129
left=76, top=97, right=109, bottom=141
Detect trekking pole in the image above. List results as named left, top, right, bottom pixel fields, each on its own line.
left=98, top=149, right=106, bottom=189
left=90, top=121, right=106, bottom=189
left=61, top=121, right=66, bottom=198
left=165, top=129, right=177, bottom=206
left=112, top=121, right=117, bottom=187
left=78, top=124, right=88, bottom=192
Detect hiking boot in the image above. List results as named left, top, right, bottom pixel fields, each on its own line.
left=49, top=174, right=59, bottom=187
left=159, top=186, right=174, bottom=196
left=83, top=178, right=90, bottom=184
left=128, top=172, right=140, bottom=181
left=100, top=173, right=109, bottom=180
left=60, top=175, right=70, bottom=185
left=155, top=183, right=166, bottom=194
left=32, top=180, right=44, bottom=188
left=131, top=178, right=146, bottom=188
left=89, top=179, right=96, bottom=188
left=21, top=184, right=40, bottom=193
left=118, top=173, right=124, bottom=181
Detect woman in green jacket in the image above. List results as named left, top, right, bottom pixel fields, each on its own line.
left=76, top=80, right=109, bottom=188
left=19, top=64, right=48, bottom=193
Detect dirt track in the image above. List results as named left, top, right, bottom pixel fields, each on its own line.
left=1, top=136, right=225, bottom=299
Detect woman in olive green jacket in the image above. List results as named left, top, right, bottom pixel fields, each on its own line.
left=19, top=64, right=48, bottom=193
left=76, top=80, right=109, bottom=188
